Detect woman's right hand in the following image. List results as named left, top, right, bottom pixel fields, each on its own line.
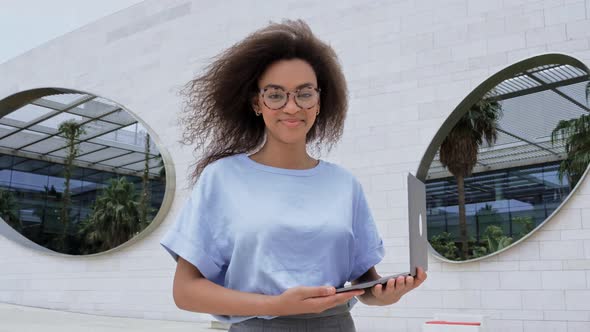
left=271, top=286, right=365, bottom=316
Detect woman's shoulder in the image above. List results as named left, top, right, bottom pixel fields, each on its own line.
left=194, top=153, right=244, bottom=185
left=201, top=153, right=243, bottom=172
left=320, top=159, right=361, bottom=185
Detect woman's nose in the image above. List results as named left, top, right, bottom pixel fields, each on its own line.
left=282, top=94, right=301, bottom=114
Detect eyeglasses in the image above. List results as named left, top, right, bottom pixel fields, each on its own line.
left=260, top=85, right=321, bottom=110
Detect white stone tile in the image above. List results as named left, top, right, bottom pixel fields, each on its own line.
left=382, top=236, right=408, bottom=247
left=403, top=290, right=444, bottom=309
left=522, top=290, right=566, bottom=310
left=568, top=321, right=590, bottom=332
left=441, top=290, right=482, bottom=309
left=543, top=310, right=590, bottom=321
left=540, top=241, right=585, bottom=260
left=524, top=320, right=568, bottom=332
left=563, top=259, right=590, bottom=270
left=498, top=240, right=539, bottom=261
left=487, top=33, right=526, bottom=53
left=508, top=241, right=541, bottom=261
left=421, top=272, right=463, bottom=290
left=562, top=192, right=590, bottom=209
left=562, top=229, right=590, bottom=240
left=372, top=317, right=409, bottom=331
left=547, top=38, right=590, bottom=52
left=519, top=260, right=563, bottom=271
left=377, top=263, right=410, bottom=275
left=530, top=230, right=561, bottom=241
left=468, top=55, right=507, bottom=76
left=450, top=40, right=488, bottom=61
left=542, top=271, right=587, bottom=289
left=364, top=190, right=388, bottom=209
left=543, top=209, right=582, bottom=230
left=504, top=10, right=545, bottom=33
left=499, top=310, right=544, bottom=320
left=429, top=0, right=469, bottom=22
left=467, top=0, right=504, bottom=15
left=582, top=208, right=590, bottom=228
left=482, top=290, right=522, bottom=309
left=434, top=25, right=469, bottom=47
left=486, top=319, right=524, bottom=332
left=566, top=290, right=590, bottom=310
left=544, top=1, right=586, bottom=26
left=467, top=17, right=505, bottom=39
left=400, top=33, right=434, bottom=55
left=441, top=261, right=481, bottom=272
left=499, top=271, right=543, bottom=290
left=399, top=10, right=435, bottom=35
left=480, top=261, right=520, bottom=271
left=505, top=42, right=548, bottom=61
left=373, top=206, right=407, bottom=221
left=427, top=261, right=442, bottom=272
left=459, top=271, right=501, bottom=289
left=355, top=134, right=388, bottom=153
left=525, top=24, right=567, bottom=47
left=520, top=0, right=563, bottom=13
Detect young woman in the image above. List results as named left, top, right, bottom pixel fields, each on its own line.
left=160, top=19, right=427, bottom=332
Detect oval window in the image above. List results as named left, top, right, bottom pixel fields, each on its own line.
left=0, top=88, right=170, bottom=255
left=418, top=54, right=590, bottom=262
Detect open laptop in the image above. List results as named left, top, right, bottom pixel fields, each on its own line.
left=335, top=172, right=428, bottom=293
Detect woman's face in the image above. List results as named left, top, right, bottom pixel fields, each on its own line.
left=255, top=58, right=320, bottom=146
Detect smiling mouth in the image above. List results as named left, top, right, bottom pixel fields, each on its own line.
left=281, top=120, right=303, bottom=127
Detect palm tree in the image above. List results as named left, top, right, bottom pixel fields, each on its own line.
left=550, top=115, right=590, bottom=187
left=0, top=189, right=21, bottom=231
left=139, top=133, right=151, bottom=226
left=549, top=83, right=590, bottom=188
left=57, top=119, right=86, bottom=251
left=154, top=153, right=166, bottom=179
left=32, top=185, right=61, bottom=247
left=77, top=215, right=102, bottom=255
left=439, top=93, right=503, bottom=259
left=79, top=177, right=142, bottom=253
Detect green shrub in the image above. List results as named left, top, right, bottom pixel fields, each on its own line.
left=430, top=232, right=458, bottom=260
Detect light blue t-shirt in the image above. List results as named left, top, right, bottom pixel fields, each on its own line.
left=160, top=153, right=384, bottom=324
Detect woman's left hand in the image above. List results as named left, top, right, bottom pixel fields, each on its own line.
left=368, top=267, right=427, bottom=306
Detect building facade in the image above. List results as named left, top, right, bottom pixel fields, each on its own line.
left=1, top=1, right=589, bottom=331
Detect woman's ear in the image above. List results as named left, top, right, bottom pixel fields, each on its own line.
left=317, top=95, right=320, bottom=111
left=251, top=96, right=261, bottom=115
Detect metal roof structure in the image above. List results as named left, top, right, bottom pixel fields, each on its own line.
left=427, top=63, right=590, bottom=181
left=0, top=92, right=162, bottom=180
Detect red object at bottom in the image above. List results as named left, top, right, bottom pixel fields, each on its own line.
left=425, top=321, right=481, bottom=326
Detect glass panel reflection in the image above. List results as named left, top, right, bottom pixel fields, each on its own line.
left=426, top=62, right=590, bottom=261
left=0, top=89, right=167, bottom=255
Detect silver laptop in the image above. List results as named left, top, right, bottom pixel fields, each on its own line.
left=336, top=172, right=428, bottom=293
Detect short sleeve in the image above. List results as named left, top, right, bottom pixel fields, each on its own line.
left=159, top=168, right=226, bottom=284
left=348, top=180, right=385, bottom=282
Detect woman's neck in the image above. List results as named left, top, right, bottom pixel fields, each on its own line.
left=249, top=142, right=318, bottom=170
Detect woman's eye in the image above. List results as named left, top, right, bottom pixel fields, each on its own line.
left=298, top=93, right=312, bottom=99
left=268, top=94, right=284, bottom=100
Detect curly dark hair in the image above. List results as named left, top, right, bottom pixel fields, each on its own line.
left=179, top=19, right=348, bottom=185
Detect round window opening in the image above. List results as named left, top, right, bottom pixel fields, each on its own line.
left=418, top=54, right=590, bottom=262
left=0, top=88, right=170, bottom=255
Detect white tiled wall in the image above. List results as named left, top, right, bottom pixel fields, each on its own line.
left=1, top=0, right=589, bottom=331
